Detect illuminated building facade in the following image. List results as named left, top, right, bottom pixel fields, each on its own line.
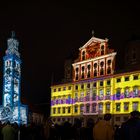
left=51, top=35, right=140, bottom=125
left=0, top=32, right=28, bottom=125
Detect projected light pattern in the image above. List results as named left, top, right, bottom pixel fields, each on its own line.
left=50, top=35, right=140, bottom=125
left=0, top=32, right=28, bottom=125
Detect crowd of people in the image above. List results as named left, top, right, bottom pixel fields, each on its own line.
left=0, top=110, right=140, bottom=140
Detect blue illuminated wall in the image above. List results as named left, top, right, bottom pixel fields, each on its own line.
left=0, top=32, right=28, bottom=125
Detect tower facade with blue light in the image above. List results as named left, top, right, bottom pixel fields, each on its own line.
left=0, top=32, right=28, bottom=124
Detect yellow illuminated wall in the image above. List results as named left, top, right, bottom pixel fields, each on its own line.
left=51, top=71, right=140, bottom=121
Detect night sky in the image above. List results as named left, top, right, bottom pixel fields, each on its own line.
left=0, top=1, right=140, bottom=108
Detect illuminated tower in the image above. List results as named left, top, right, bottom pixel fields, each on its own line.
left=0, top=32, right=28, bottom=124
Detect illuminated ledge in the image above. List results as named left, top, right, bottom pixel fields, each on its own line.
left=72, top=52, right=117, bottom=66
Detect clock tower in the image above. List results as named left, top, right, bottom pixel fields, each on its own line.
left=0, top=31, right=28, bottom=124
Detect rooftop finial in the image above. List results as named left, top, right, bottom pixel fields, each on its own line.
left=92, top=30, right=94, bottom=37
left=11, top=31, right=15, bottom=38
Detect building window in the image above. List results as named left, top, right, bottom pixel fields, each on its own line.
left=75, top=85, right=78, bottom=90
left=74, top=105, right=78, bottom=113
left=107, top=59, right=111, bottom=65
left=99, top=89, right=104, bottom=100
left=94, top=63, right=97, bottom=68
left=81, top=84, right=84, bottom=89
left=106, top=89, right=111, bottom=100
left=58, top=107, right=61, bottom=114
left=86, top=91, right=90, bottom=101
left=107, top=67, right=111, bottom=74
left=133, top=102, right=138, bottom=111
left=76, top=74, right=79, bottom=80
left=116, top=88, right=121, bottom=99
left=92, top=90, right=97, bottom=101
left=133, top=86, right=139, bottom=97
left=86, top=104, right=90, bottom=113
left=63, top=87, right=66, bottom=91
left=124, top=87, right=129, bottom=98
left=58, top=97, right=61, bottom=104
left=100, top=68, right=104, bottom=75
left=80, top=92, right=84, bottom=102
left=87, top=65, right=91, bottom=78
left=58, top=88, right=61, bottom=91
left=133, top=75, right=138, bottom=80
left=124, top=102, right=129, bottom=112
left=101, top=45, right=104, bottom=55
left=92, top=103, right=96, bottom=113
left=107, top=80, right=111, bottom=86
left=93, top=82, right=96, bottom=88
left=68, top=107, right=71, bottom=113
left=125, top=76, right=129, bottom=81
left=106, top=103, right=110, bottom=113
left=75, top=93, right=78, bottom=102
left=82, top=51, right=86, bottom=60
left=81, top=66, right=85, bottom=79
left=116, top=103, right=121, bottom=112
left=53, top=89, right=56, bottom=92
left=68, top=95, right=71, bottom=104
left=80, top=104, right=84, bottom=114
left=100, top=81, right=103, bottom=86
left=53, top=108, right=56, bottom=114
left=87, top=83, right=90, bottom=88
left=116, top=78, right=121, bottom=83
left=76, top=67, right=79, bottom=72
left=62, top=107, right=65, bottom=114
left=94, top=70, right=97, bottom=77
left=68, top=86, right=71, bottom=90
left=98, top=103, right=103, bottom=114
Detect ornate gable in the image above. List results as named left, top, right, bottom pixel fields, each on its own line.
left=78, top=36, right=114, bottom=61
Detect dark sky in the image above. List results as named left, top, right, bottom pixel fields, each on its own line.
left=0, top=1, right=140, bottom=106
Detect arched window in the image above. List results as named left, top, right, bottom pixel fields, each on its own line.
left=107, top=67, right=111, bottom=74
left=94, top=70, right=97, bottom=77
left=101, top=45, right=104, bottom=55
left=82, top=51, right=86, bottom=60
left=107, top=60, right=111, bottom=65
left=100, top=68, right=104, bottom=75
left=94, top=63, right=97, bottom=68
